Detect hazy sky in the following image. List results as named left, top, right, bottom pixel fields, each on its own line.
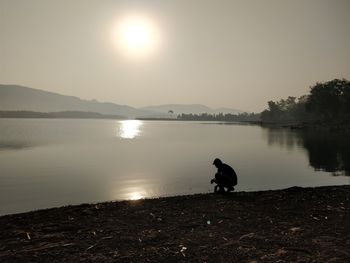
left=1, top=0, right=350, bottom=112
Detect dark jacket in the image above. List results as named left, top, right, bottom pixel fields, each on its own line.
left=218, top=163, right=238, bottom=185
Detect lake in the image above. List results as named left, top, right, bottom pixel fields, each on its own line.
left=0, top=119, right=349, bottom=215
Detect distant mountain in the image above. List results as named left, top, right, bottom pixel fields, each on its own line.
left=0, top=85, right=244, bottom=119
left=0, top=84, right=156, bottom=118
left=0, top=110, right=125, bottom=119
left=141, top=104, right=243, bottom=115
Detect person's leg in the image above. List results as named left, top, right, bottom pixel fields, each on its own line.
left=214, top=184, right=219, bottom=193
left=221, top=174, right=235, bottom=192
left=226, top=186, right=235, bottom=192
left=216, top=184, right=225, bottom=193
left=214, top=173, right=226, bottom=193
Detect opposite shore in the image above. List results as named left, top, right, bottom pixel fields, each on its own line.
left=1, top=185, right=349, bottom=262
left=2, top=110, right=350, bottom=131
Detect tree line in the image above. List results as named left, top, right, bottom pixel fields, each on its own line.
left=177, top=78, right=350, bottom=123
left=261, top=79, right=350, bottom=122
left=177, top=112, right=260, bottom=122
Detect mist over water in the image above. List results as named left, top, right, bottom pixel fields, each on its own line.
left=0, top=119, right=348, bottom=215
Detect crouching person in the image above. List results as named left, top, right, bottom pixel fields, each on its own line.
left=211, top=158, right=238, bottom=193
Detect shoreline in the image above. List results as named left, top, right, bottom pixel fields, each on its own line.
left=1, top=185, right=349, bottom=262
left=3, top=115, right=349, bottom=133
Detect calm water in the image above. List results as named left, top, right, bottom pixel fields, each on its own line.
left=0, top=119, right=349, bottom=215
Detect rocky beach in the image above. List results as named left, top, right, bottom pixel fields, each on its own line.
left=0, top=185, right=349, bottom=262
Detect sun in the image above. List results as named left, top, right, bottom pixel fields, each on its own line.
left=113, top=15, right=160, bottom=58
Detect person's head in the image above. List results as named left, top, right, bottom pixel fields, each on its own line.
left=213, top=158, right=222, bottom=168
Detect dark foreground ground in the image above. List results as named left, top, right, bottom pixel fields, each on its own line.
left=0, top=186, right=349, bottom=263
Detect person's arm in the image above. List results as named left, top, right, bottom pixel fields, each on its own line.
left=217, top=167, right=222, bottom=175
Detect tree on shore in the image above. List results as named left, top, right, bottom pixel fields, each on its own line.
left=261, top=78, right=350, bottom=122
left=306, top=79, right=350, bottom=120
left=261, top=96, right=309, bottom=122
left=177, top=112, right=260, bottom=121
left=176, top=79, right=350, bottom=123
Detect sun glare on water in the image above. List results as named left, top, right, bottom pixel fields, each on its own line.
left=113, top=15, right=160, bottom=58
left=129, top=192, right=144, bottom=200
left=118, top=120, right=142, bottom=139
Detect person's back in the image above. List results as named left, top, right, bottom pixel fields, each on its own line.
left=218, top=163, right=237, bottom=186
left=211, top=158, right=238, bottom=193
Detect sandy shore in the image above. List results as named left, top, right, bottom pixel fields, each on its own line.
left=0, top=185, right=349, bottom=262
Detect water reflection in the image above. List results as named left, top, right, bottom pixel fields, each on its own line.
left=0, top=142, right=33, bottom=151
left=302, top=132, right=350, bottom=176
left=118, top=120, right=142, bottom=139
left=265, top=128, right=303, bottom=151
left=112, top=178, right=149, bottom=201
left=264, top=128, right=350, bottom=176
left=128, top=191, right=145, bottom=200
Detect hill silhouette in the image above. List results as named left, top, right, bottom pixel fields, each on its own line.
left=0, top=84, right=243, bottom=118
left=0, top=85, right=152, bottom=118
